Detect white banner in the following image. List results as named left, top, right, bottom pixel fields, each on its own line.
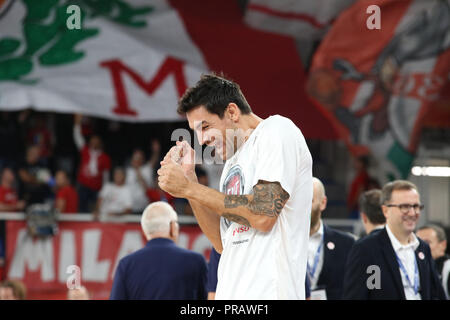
left=245, top=0, right=356, bottom=40
left=0, top=0, right=208, bottom=122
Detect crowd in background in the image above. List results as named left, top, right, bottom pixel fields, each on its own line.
left=0, top=110, right=381, bottom=219
left=0, top=110, right=214, bottom=219
left=0, top=110, right=448, bottom=300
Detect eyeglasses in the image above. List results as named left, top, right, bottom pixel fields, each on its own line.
left=385, top=203, right=424, bottom=214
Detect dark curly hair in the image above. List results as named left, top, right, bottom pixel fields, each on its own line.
left=177, top=73, right=252, bottom=118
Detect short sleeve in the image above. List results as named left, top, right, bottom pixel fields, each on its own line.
left=220, top=216, right=231, bottom=248
left=252, top=117, right=303, bottom=196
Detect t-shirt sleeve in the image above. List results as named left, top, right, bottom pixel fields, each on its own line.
left=251, top=118, right=303, bottom=196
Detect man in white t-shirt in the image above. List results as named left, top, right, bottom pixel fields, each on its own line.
left=94, top=167, right=132, bottom=221
left=157, top=74, right=313, bottom=299
left=126, top=149, right=153, bottom=213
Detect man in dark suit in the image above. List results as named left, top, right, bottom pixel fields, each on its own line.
left=417, top=224, right=450, bottom=299
left=308, top=178, right=355, bottom=300
left=110, top=201, right=208, bottom=300
left=359, top=189, right=385, bottom=236
left=343, top=180, right=446, bottom=300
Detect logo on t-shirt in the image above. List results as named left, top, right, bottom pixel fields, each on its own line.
left=222, top=165, right=244, bottom=196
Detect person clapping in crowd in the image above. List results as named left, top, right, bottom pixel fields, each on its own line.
left=93, top=167, right=132, bottom=221
left=126, top=149, right=153, bottom=214
left=125, top=140, right=161, bottom=214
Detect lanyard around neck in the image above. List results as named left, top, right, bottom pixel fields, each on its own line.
left=308, top=233, right=324, bottom=280
left=396, top=252, right=419, bottom=295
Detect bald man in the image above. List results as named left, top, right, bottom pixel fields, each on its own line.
left=308, top=177, right=355, bottom=300
left=110, top=202, right=207, bottom=300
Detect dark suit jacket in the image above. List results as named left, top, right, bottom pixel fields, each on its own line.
left=207, top=248, right=220, bottom=293
left=110, top=238, right=207, bottom=300
left=343, top=227, right=447, bottom=300
left=315, top=224, right=356, bottom=300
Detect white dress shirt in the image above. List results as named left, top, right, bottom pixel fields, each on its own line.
left=386, top=224, right=421, bottom=300
left=308, top=220, right=325, bottom=290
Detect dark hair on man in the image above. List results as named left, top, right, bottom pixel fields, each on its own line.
left=417, top=224, right=447, bottom=242
left=381, top=180, right=418, bottom=204
left=177, top=73, right=252, bottom=118
left=359, top=189, right=385, bottom=225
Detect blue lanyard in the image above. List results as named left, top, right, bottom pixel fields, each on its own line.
left=308, top=233, right=324, bottom=280
left=396, top=252, right=419, bottom=295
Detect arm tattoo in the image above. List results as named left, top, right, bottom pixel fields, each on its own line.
left=223, top=181, right=290, bottom=219
left=222, top=213, right=251, bottom=227
left=224, top=195, right=249, bottom=208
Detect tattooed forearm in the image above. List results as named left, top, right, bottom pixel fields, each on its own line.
left=222, top=213, right=251, bottom=227
left=224, top=195, right=249, bottom=208
left=223, top=181, right=290, bottom=218
left=249, top=182, right=289, bottom=216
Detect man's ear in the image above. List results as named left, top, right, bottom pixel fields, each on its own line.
left=439, top=240, right=447, bottom=253
left=226, top=103, right=241, bottom=122
left=361, top=212, right=368, bottom=224
left=381, top=204, right=389, bottom=220
left=169, top=221, right=179, bottom=241
left=320, top=196, right=327, bottom=212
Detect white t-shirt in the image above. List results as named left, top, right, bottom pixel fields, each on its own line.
left=126, top=164, right=153, bottom=212
left=215, top=115, right=313, bottom=300
left=98, top=183, right=133, bottom=221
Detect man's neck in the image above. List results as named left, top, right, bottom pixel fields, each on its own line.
left=147, top=235, right=173, bottom=242
left=366, top=223, right=384, bottom=235
left=310, top=219, right=321, bottom=236
left=241, top=113, right=263, bottom=130
left=232, top=113, right=263, bottom=151
left=389, top=224, right=412, bottom=245
left=239, top=113, right=263, bottom=139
